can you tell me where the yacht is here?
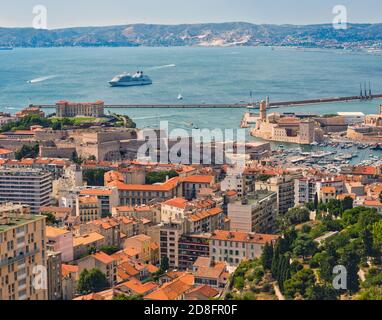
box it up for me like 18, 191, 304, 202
109, 71, 152, 87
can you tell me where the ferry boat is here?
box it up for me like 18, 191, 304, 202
109, 71, 152, 87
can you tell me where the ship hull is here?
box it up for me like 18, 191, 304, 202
109, 80, 152, 87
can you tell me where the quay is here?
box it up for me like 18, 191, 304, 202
35, 94, 382, 110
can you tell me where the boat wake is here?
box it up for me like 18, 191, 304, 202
148, 64, 176, 71
27, 75, 58, 84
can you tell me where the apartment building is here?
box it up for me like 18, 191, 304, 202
79, 218, 121, 248
47, 251, 62, 300
181, 176, 215, 200
46, 226, 74, 263
186, 207, 225, 234
159, 222, 185, 269
294, 177, 318, 206
0, 204, 47, 300
0, 168, 52, 214
210, 230, 279, 266
221, 174, 246, 197
112, 204, 160, 224
178, 234, 211, 270
124, 234, 152, 264
228, 191, 278, 234
193, 257, 229, 289
79, 188, 119, 217
255, 175, 296, 215
108, 177, 181, 206
77, 252, 117, 287
73, 232, 105, 260
75, 196, 102, 223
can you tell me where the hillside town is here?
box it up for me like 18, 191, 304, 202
1, 100, 382, 301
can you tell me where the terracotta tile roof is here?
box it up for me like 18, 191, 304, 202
186, 285, 219, 300
194, 258, 226, 280
118, 261, 140, 278
88, 218, 119, 230
321, 186, 336, 194
108, 177, 180, 192
364, 200, 382, 207
80, 189, 113, 196
188, 207, 223, 222
73, 232, 104, 247
181, 176, 214, 184
118, 278, 157, 295
78, 196, 99, 204
210, 230, 279, 244
46, 226, 70, 238
163, 198, 188, 209
40, 206, 72, 215
352, 166, 378, 176
93, 252, 115, 265
0, 148, 13, 155
62, 264, 79, 278
226, 190, 238, 197
144, 273, 194, 300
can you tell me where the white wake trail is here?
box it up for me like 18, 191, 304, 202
147, 64, 176, 71
27, 75, 58, 84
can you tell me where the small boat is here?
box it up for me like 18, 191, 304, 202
178, 94, 183, 100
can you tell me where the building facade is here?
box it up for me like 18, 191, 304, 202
0, 205, 47, 300
0, 168, 52, 214
55, 100, 105, 118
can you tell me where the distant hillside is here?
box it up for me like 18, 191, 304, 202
1, 22, 382, 49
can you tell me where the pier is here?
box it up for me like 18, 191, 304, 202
35, 94, 382, 110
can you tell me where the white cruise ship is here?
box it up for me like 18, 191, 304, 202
109, 71, 152, 87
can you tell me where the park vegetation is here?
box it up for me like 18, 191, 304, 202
230, 199, 382, 300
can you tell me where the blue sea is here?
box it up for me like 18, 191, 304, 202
0, 46, 382, 135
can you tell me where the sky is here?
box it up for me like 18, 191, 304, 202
0, 0, 381, 29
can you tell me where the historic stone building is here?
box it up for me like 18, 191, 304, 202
55, 100, 105, 118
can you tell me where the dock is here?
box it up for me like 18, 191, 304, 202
35, 94, 382, 110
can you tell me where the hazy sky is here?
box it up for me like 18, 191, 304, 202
0, 0, 381, 29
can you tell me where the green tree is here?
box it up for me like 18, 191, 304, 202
15, 144, 39, 160
42, 212, 57, 225
305, 284, 338, 300
358, 286, 382, 300
77, 268, 109, 294
292, 235, 317, 261
83, 169, 108, 186
372, 220, 382, 249
271, 243, 281, 278
362, 228, 374, 257
261, 242, 273, 270
160, 256, 170, 273
339, 249, 360, 294
314, 193, 319, 211
146, 170, 179, 184
284, 268, 316, 299
284, 207, 310, 226
99, 246, 120, 255
342, 196, 354, 212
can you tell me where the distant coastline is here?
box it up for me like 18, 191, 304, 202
1, 22, 382, 49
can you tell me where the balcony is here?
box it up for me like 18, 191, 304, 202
0, 249, 39, 267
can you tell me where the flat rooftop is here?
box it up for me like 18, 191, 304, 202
0, 214, 45, 233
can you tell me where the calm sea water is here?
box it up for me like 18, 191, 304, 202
0, 46, 382, 135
